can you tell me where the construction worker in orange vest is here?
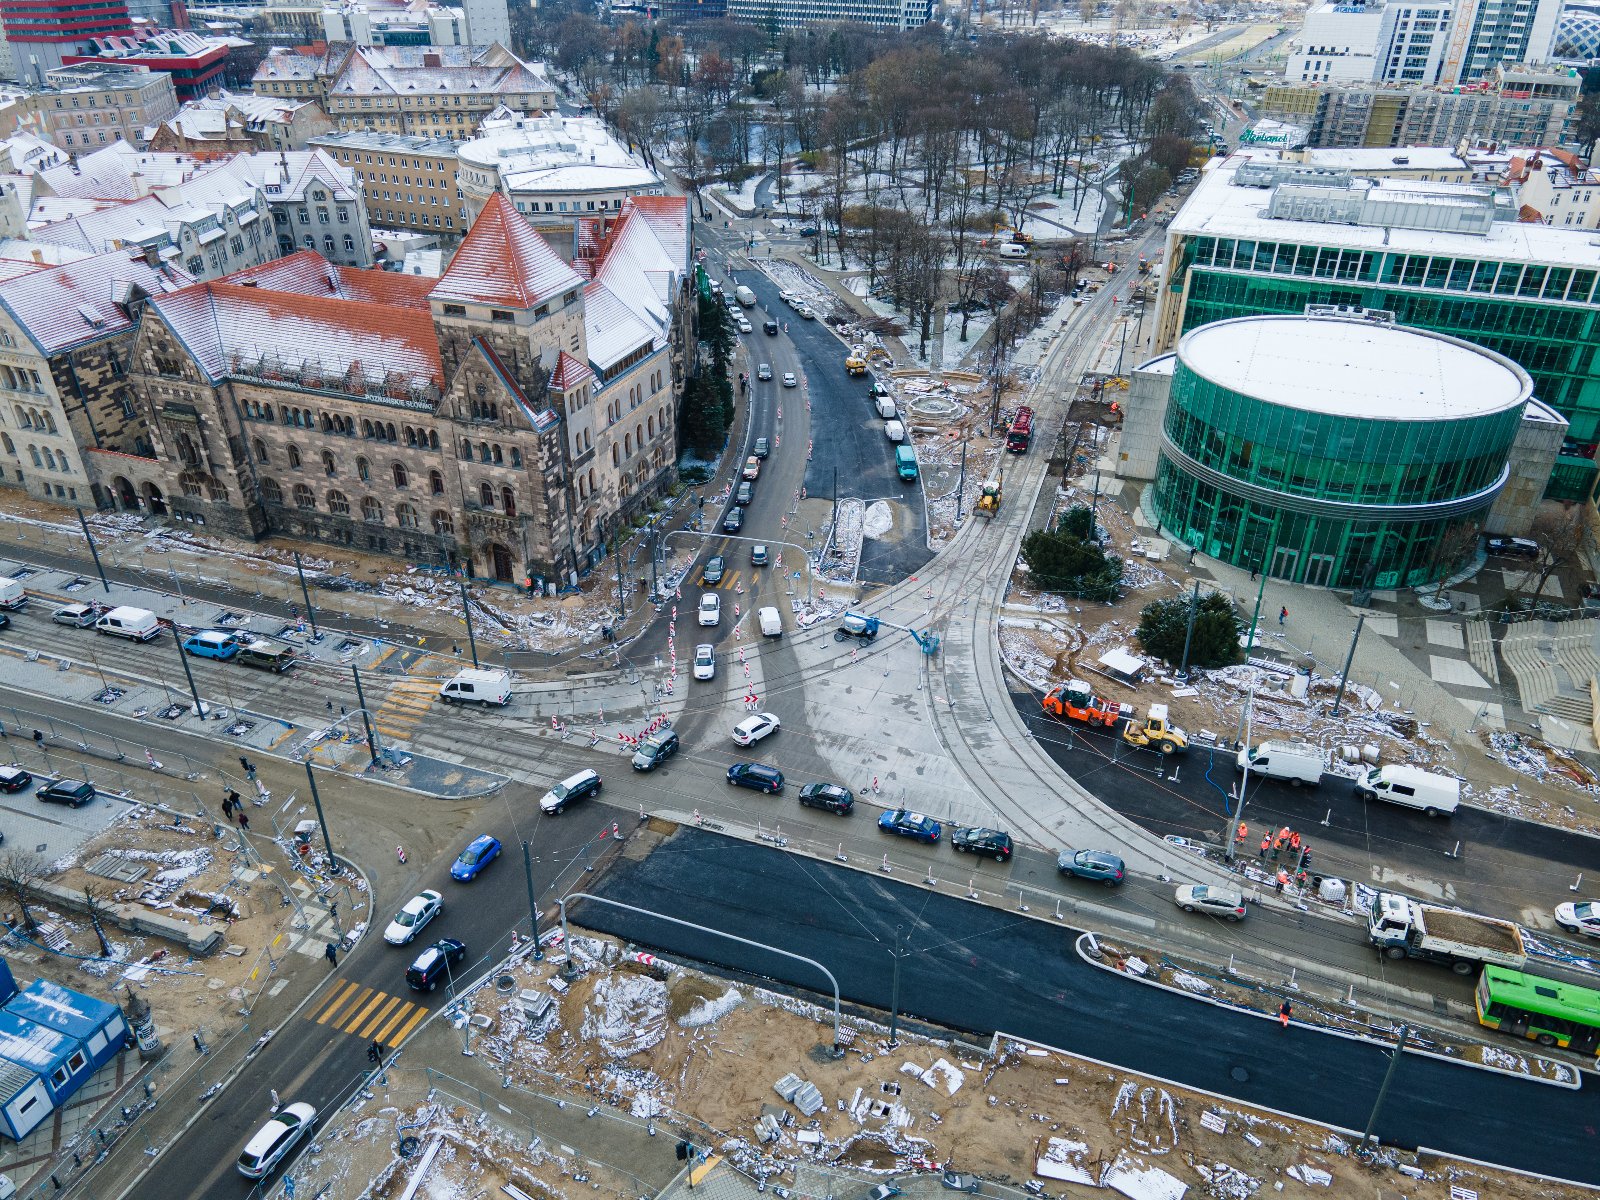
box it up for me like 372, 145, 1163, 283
1236, 822, 1249, 844
1258, 834, 1271, 861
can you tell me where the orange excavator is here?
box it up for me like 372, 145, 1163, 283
1041, 680, 1122, 729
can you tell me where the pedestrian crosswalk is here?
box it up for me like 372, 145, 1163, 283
306, 979, 430, 1048
374, 677, 436, 741
698, 570, 772, 593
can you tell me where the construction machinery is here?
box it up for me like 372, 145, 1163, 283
976, 479, 1002, 518
1042, 680, 1123, 728
845, 353, 867, 377
835, 611, 940, 655
1121, 703, 1188, 754
1005, 406, 1034, 453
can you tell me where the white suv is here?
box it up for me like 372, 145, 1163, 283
237, 1102, 317, 1179
698, 594, 721, 626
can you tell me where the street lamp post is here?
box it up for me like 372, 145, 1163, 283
887, 926, 910, 1048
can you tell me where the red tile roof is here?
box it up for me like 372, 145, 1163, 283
223, 252, 434, 309
548, 349, 593, 391
429, 192, 582, 310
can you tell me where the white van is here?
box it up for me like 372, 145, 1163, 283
874, 396, 898, 420
884, 419, 905, 442
0, 579, 24, 610
94, 606, 161, 642
997, 243, 1029, 258
1356, 764, 1459, 816
438, 668, 512, 707
1236, 740, 1323, 787
758, 606, 782, 637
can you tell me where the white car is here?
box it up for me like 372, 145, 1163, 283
1174, 884, 1247, 921
237, 1102, 317, 1179
693, 643, 716, 680
797, 304, 815, 320
782, 372, 797, 388
732, 712, 780, 746
738, 318, 753, 334
698, 593, 721, 627
1555, 900, 1600, 938
383, 888, 442, 945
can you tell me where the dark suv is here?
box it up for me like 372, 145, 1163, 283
797, 782, 853, 814
951, 826, 1013, 862
38, 779, 95, 807
406, 938, 466, 991
727, 763, 784, 793
1056, 848, 1125, 886
722, 507, 744, 533
631, 730, 680, 771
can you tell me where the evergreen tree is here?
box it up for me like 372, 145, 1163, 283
1136, 593, 1242, 668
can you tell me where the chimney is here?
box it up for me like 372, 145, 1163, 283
423, 51, 441, 68
142, 244, 160, 267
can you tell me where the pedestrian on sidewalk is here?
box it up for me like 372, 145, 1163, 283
240, 756, 256, 780
1278, 1000, 1292, 1028
237, 810, 250, 831
367, 1040, 382, 1064
1279, 606, 1288, 626
324, 942, 338, 967
269, 1089, 280, 1113
226, 788, 241, 812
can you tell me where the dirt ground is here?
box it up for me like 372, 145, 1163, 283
296, 933, 1589, 1200
7, 800, 361, 1050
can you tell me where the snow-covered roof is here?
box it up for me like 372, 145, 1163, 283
575, 194, 688, 375
1178, 316, 1530, 421
227, 249, 435, 308
1298, 146, 1471, 173
0, 1010, 69, 1070
253, 45, 350, 83
583, 281, 657, 372
1, 132, 67, 176
33, 141, 204, 200
429, 191, 582, 309
330, 44, 552, 99
8, 980, 118, 1038
0, 248, 190, 354
459, 112, 658, 197
548, 348, 593, 391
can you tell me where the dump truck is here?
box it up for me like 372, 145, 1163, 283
1367, 893, 1528, 975
975, 479, 1002, 518
1122, 703, 1188, 754
1042, 680, 1122, 728
845, 353, 867, 377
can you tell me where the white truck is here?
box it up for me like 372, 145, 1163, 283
1235, 739, 1323, 787
94, 605, 161, 642
1367, 892, 1527, 975
758, 606, 782, 637
1355, 764, 1459, 815
0, 579, 24, 609
438, 668, 512, 706
734, 285, 757, 308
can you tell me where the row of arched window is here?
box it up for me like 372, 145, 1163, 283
256, 479, 456, 535
13, 405, 56, 432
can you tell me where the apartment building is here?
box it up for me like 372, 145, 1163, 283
309, 129, 464, 235
16, 64, 176, 151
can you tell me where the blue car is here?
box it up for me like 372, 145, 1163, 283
877, 809, 941, 843
450, 834, 501, 881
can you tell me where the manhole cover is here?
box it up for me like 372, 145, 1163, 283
1229, 1066, 1249, 1083
398, 1135, 421, 1158
496, 974, 516, 993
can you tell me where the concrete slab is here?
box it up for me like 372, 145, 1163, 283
1502, 569, 1562, 598
1346, 610, 1398, 637
1428, 656, 1491, 688
1456, 698, 1504, 728
1424, 620, 1465, 650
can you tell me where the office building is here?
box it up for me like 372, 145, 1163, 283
1551, 1, 1600, 58
59, 29, 233, 99
0, 0, 133, 81
723, 0, 932, 32
147, 90, 336, 154
310, 128, 466, 235
15, 64, 177, 150
1258, 63, 1579, 148
1152, 154, 1600, 501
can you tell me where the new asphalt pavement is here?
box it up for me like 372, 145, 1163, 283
575, 825, 1600, 1185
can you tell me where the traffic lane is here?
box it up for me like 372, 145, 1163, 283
127, 801, 631, 1199
576, 827, 1600, 1183
1009, 691, 1595, 910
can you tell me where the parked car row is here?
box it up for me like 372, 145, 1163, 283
0, 764, 96, 808
37, 600, 299, 672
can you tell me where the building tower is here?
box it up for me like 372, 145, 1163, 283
462, 0, 511, 49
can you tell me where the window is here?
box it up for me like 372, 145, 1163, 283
356, 456, 370, 481
392, 462, 408, 488
261, 478, 283, 505
327, 489, 349, 515
343, 235, 355, 252
362, 496, 382, 522
322, 450, 336, 476
287, 445, 302, 469
480, 481, 494, 507
429, 469, 444, 495
501, 486, 515, 517
293, 483, 315, 508
432, 508, 456, 537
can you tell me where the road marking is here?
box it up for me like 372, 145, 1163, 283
314, 982, 363, 1025
341, 990, 387, 1031
689, 1155, 722, 1186
385, 1003, 430, 1047
372, 1000, 417, 1044
355, 995, 405, 1039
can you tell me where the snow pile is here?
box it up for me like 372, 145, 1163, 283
1286, 1165, 1332, 1187
1111, 1083, 1179, 1154
861, 501, 894, 540
1102, 1153, 1187, 1200
1035, 1136, 1095, 1185
1194, 1161, 1259, 1199
677, 987, 742, 1028
580, 973, 667, 1058
1171, 971, 1213, 996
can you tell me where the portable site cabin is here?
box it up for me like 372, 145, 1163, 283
0, 978, 127, 1140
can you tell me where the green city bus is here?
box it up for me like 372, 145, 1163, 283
1475, 967, 1600, 1053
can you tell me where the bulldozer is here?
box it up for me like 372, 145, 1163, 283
1042, 680, 1122, 729
975, 479, 1002, 518
1122, 703, 1188, 755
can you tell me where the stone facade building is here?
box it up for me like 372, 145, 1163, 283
116, 192, 688, 583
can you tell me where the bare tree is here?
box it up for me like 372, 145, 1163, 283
1529, 506, 1591, 600
81, 883, 112, 958
0, 851, 45, 935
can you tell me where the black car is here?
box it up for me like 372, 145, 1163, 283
1486, 536, 1539, 560
405, 938, 467, 991
0, 612, 9, 631
734, 481, 755, 507
722, 507, 744, 533
798, 225, 819, 237
797, 782, 853, 814
38, 779, 95, 807
753, 437, 770, 459
0, 765, 32, 793
762, 319, 779, 335
727, 762, 784, 794
631, 730, 680, 771
702, 555, 726, 585
951, 826, 1013, 862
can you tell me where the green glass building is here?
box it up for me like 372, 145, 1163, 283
1156, 160, 1600, 499
1152, 315, 1533, 590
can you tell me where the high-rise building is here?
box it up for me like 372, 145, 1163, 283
1152, 153, 1600, 501
723, 0, 932, 32
461, 0, 509, 48
1439, 0, 1564, 80
0, 0, 133, 81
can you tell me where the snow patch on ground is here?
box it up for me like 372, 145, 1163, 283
1287, 1164, 1333, 1186
861, 500, 894, 539
678, 987, 742, 1028
580, 973, 667, 1058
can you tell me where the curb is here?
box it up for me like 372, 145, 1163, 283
1071, 932, 1583, 1090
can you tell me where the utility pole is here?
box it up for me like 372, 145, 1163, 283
170, 626, 206, 719
292, 551, 319, 639
955, 436, 968, 521
612, 537, 625, 624
350, 665, 377, 765
521, 840, 544, 962
1330, 615, 1365, 717
831, 466, 839, 547
887, 926, 909, 1048
76, 509, 109, 594
1177, 580, 1200, 681
1224, 674, 1259, 862
457, 579, 480, 669
302, 760, 340, 874
1361, 1025, 1411, 1152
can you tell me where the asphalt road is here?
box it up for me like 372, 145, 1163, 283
1007, 688, 1600, 922
577, 826, 1600, 1185
121, 799, 631, 1200
729, 265, 934, 586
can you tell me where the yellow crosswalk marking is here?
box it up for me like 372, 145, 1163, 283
343, 991, 387, 1031
356, 995, 405, 1040
315, 983, 363, 1025
690, 1155, 722, 1186
385, 1003, 430, 1047
373, 1001, 417, 1045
